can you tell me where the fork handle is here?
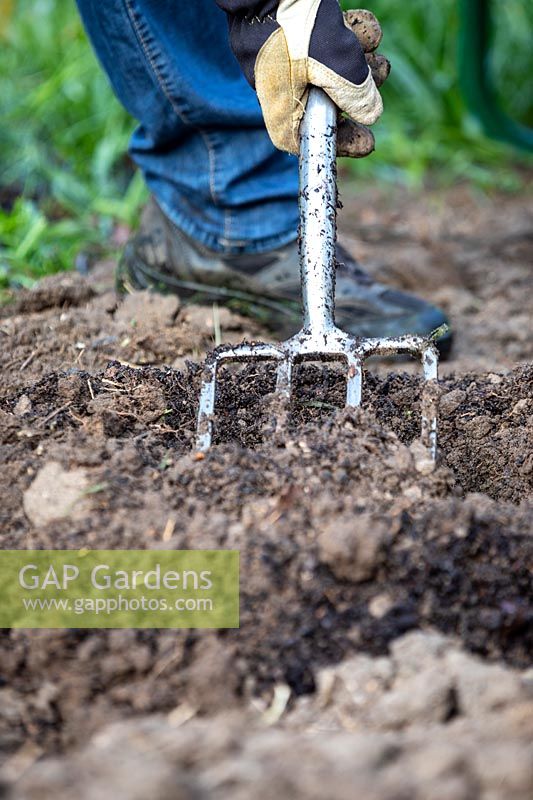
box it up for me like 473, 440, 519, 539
299, 88, 338, 334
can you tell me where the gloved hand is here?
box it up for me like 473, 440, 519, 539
215, 1, 390, 158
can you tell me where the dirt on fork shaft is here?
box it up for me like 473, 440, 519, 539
0, 185, 532, 799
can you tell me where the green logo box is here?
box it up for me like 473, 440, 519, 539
0, 550, 239, 629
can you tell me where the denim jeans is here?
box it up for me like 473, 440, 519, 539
76, 0, 299, 254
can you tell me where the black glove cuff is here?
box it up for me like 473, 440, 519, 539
215, 0, 278, 18
216, 1, 280, 87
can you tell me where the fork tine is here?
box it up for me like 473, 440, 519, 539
273, 357, 294, 436
345, 352, 363, 408
196, 360, 217, 452
196, 342, 285, 451
276, 358, 293, 399
421, 343, 439, 460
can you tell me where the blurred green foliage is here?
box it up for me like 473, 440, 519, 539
0, 0, 532, 289
489, 0, 533, 123
0, 0, 147, 292
340, 0, 533, 184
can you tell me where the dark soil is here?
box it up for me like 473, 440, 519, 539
0, 185, 532, 799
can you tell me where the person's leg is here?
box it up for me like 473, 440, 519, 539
75, 0, 299, 254
76, 0, 451, 353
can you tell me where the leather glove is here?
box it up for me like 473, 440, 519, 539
215, 1, 390, 158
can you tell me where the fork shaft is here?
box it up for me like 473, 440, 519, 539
299, 89, 338, 335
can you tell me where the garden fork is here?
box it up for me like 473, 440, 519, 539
196, 88, 439, 458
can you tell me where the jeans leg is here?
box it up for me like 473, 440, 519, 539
76, 0, 299, 253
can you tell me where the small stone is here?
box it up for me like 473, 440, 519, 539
13, 395, 32, 417
439, 389, 466, 416
368, 593, 394, 619
512, 398, 529, 415
23, 461, 89, 527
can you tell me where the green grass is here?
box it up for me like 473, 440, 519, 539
0, 0, 532, 290
0, 0, 146, 293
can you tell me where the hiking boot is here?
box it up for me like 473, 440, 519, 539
117, 198, 452, 356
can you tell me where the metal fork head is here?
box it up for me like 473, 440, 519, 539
195, 332, 439, 458
195, 89, 439, 460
